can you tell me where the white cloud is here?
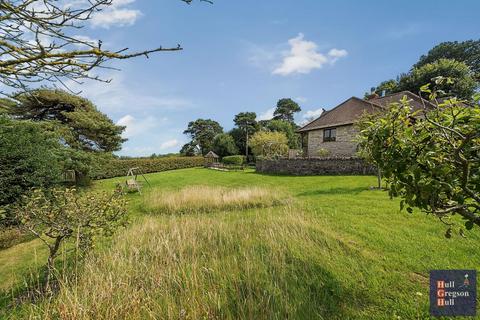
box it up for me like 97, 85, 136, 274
299, 108, 325, 126
295, 96, 308, 103
272, 33, 347, 76
160, 139, 180, 150
257, 107, 275, 121
117, 114, 161, 138
91, 0, 142, 28
328, 48, 348, 63
66, 72, 192, 113
303, 108, 324, 120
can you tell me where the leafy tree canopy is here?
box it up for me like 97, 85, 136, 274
180, 142, 200, 157
0, 116, 62, 213
234, 112, 258, 133
11, 89, 126, 152
414, 40, 480, 80
357, 85, 480, 235
212, 133, 238, 158
273, 98, 301, 123
183, 119, 223, 155
398, 59, 477, 99
249, 131, 289, 159
262, 119, 300, 149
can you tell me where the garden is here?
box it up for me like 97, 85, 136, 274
1, 168, 479, 319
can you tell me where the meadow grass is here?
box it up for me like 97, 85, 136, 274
144, 185, 285, 214
1, 168, 479, 319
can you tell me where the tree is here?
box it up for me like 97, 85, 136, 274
371, 79, 400, 96
397, 59, 477, 99
273, 98, 301, 123
14, 188, 127, 292
0, 116, 62, 216
180, 142, 200, 156
0, 0, 211, 94
249, 131, 289, 159
414, 40, 480, 80
357, 85, 480, 235
212, 133, 238, 158
183, 119, 223, 155
233, 112, 257, 157
262, 119, 300, 149
11, 89, 126, 152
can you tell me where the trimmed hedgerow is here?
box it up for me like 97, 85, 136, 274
222, 155, 245, 166
90, 157, 204, 180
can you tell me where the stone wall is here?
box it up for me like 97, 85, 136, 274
307, 125, 358, 157
256, 158, 376, 176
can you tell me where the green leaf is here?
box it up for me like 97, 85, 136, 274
406, 207, 413, 214
465, 220, 474, 230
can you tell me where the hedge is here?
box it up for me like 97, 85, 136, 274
222, 155, 245, 165
90, 156, 204, 180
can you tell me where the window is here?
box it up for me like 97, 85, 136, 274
323, 128, 336, 142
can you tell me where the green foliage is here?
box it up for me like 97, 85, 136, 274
371, 79, 399, 96
212, 133, 238, 158
222, 155, 245, 165
249, 131, 289, 159
90, 157, 204, 180
357, 91, 480, 233
262, 119, 301, 149
372, 40, 480, 100
14, 188, 128, 290
273, 98, 301, 123
233, 112, 258, 157
180, 141, 200, 156
398, 59, 477, 99
183, 119, 223, 155
0, 227, 34, 250
414, 40, 480, 80
0, 117, 62, 216
11, 89, 126, 152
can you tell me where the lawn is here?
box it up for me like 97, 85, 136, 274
1, 168, 479, 319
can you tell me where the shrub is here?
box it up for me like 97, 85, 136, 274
0, 227, 34, 250
249, 131, 289, 159
89, 156, 204, 180
357, 83, 480, 234
0, 117, 62, 224
222, 155, 245, 165
14, 188, 128, 291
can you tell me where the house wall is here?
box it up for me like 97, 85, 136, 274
306, 124, 358, 157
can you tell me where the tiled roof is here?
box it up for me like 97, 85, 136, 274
297, 91, 432, 133
297, 97, 383, 132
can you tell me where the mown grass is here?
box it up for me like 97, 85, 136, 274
1, 168, 479, 319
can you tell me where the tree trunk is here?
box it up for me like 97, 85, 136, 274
45, 236, 63, 293
245, 130, 249, 159
377, 167, 382, 189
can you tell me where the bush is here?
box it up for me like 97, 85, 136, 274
249, 131, 289, 159
90, 156, 204, 180
222, 155, 245, 165
0, 117, 62, 224
0, 227, 34, 250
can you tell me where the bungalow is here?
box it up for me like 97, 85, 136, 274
297, 91, 433, 158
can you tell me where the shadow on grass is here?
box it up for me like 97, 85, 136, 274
297, 187, 368, 197
221, 246, 372, 319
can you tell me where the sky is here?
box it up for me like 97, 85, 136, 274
66, 0, 480, 156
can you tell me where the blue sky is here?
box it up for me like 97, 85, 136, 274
71, 0, 480, 156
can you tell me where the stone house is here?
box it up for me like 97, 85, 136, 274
297, 91, 433, 158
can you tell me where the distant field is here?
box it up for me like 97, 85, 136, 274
1, 168, 479, 319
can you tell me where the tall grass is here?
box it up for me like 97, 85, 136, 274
144, 185, 284, 214
25, 205, 365, 319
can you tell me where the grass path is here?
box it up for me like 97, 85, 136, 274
1, 168, 479, 319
